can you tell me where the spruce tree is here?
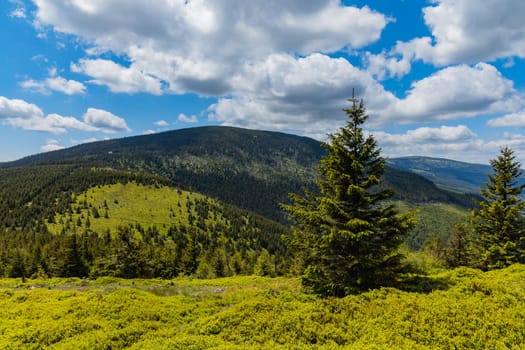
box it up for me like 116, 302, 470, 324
470, 146, 525, 269
60, 234, 87, 277
283, 98, 415, 296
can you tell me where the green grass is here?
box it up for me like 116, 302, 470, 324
1, 265, 524, 349
48, 182, 227, 235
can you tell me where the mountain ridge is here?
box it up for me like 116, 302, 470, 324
0, 126, 480, 221
386, 155, 525, 195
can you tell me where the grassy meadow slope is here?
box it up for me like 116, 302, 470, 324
47, 182, 229, 236
47, 181, 469, 253
0, 265, 523, 349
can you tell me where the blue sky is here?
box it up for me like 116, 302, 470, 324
1, 0, 525, 164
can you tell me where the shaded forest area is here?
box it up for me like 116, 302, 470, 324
0, 165, 289, 280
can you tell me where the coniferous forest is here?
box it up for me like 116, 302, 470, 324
0, 101, 524, 348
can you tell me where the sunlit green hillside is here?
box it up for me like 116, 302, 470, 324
47, 182, 227, 236
0, 181, 290, 280
1, 265, 524, 349
47, 183, 468, 250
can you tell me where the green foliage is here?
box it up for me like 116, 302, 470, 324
398, 201, 468, 250
0, 182, 290, 279
3, 127, 326, 223
283, 100, 416, 296
0, 266, 524, 349
2, 126, 479, 224
443, 223, 479, 268
0, 164, 170, 232
470, 146, 525, 269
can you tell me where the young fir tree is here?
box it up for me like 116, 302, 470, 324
443, 223, 478, 268
470, 146, 525, 269
283, 98, 415, 297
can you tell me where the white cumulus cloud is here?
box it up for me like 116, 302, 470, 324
33, 0, 389, 96
21, 75, 86, 95
178, 113, 198, 123
82, 108, 131, 133
208, 53, 396, 136
487, 111, 525, 128
71, 59, 163, 95
377, 63, 521, 125
41, 139, 64, 152
390, 0, 525, 66
0, 96, 130, 134
0, 96, 44, 120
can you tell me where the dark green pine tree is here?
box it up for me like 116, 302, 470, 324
283, 98, 416, 297
60, 234, 88, 277
470, 146, 525, 269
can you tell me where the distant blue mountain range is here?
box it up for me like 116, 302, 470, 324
388, 156, 525, 195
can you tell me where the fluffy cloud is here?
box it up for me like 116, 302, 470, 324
209, 56, 522, 133
364, 51, 412, 80
0, 96, 72, 133
21, 75, 86, 95
82, 108, 131, 133
34, 1, 388, 54
41, 139, 64, 152
44, 76, 86, 95
71, 59, 162, 95
377, 63, 521, 125
33, 0, 389, 96
391, 0, 525, 66
373, 125, 488, 163
365, 0, 525, 78
487, 111, 525, 128
154, 120, 169, 127
0, 96, 129, 134
376, 125, 477, 146
0, 96, 44, 120
178, 113, 198, 123
209, 53, 396, 136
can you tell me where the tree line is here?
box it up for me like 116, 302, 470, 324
283, 98, 525, 296
1, 98, 524, 297
1, 216, 289, 281
0, 166, 291, 281
435, 146, 525, 269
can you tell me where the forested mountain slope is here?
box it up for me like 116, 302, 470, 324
1, 126, 478, 222
0, 166, 290, 279
0, 126, 484, 278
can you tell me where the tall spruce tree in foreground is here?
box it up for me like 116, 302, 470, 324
283, 98, 415, 297
470, 146, 525, 269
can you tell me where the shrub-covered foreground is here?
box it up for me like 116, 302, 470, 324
0, 265, 524, 349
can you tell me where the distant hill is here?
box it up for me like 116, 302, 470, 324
0, 126, 478, 222
1, 126, 324, 222
387, 156, 525, 195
